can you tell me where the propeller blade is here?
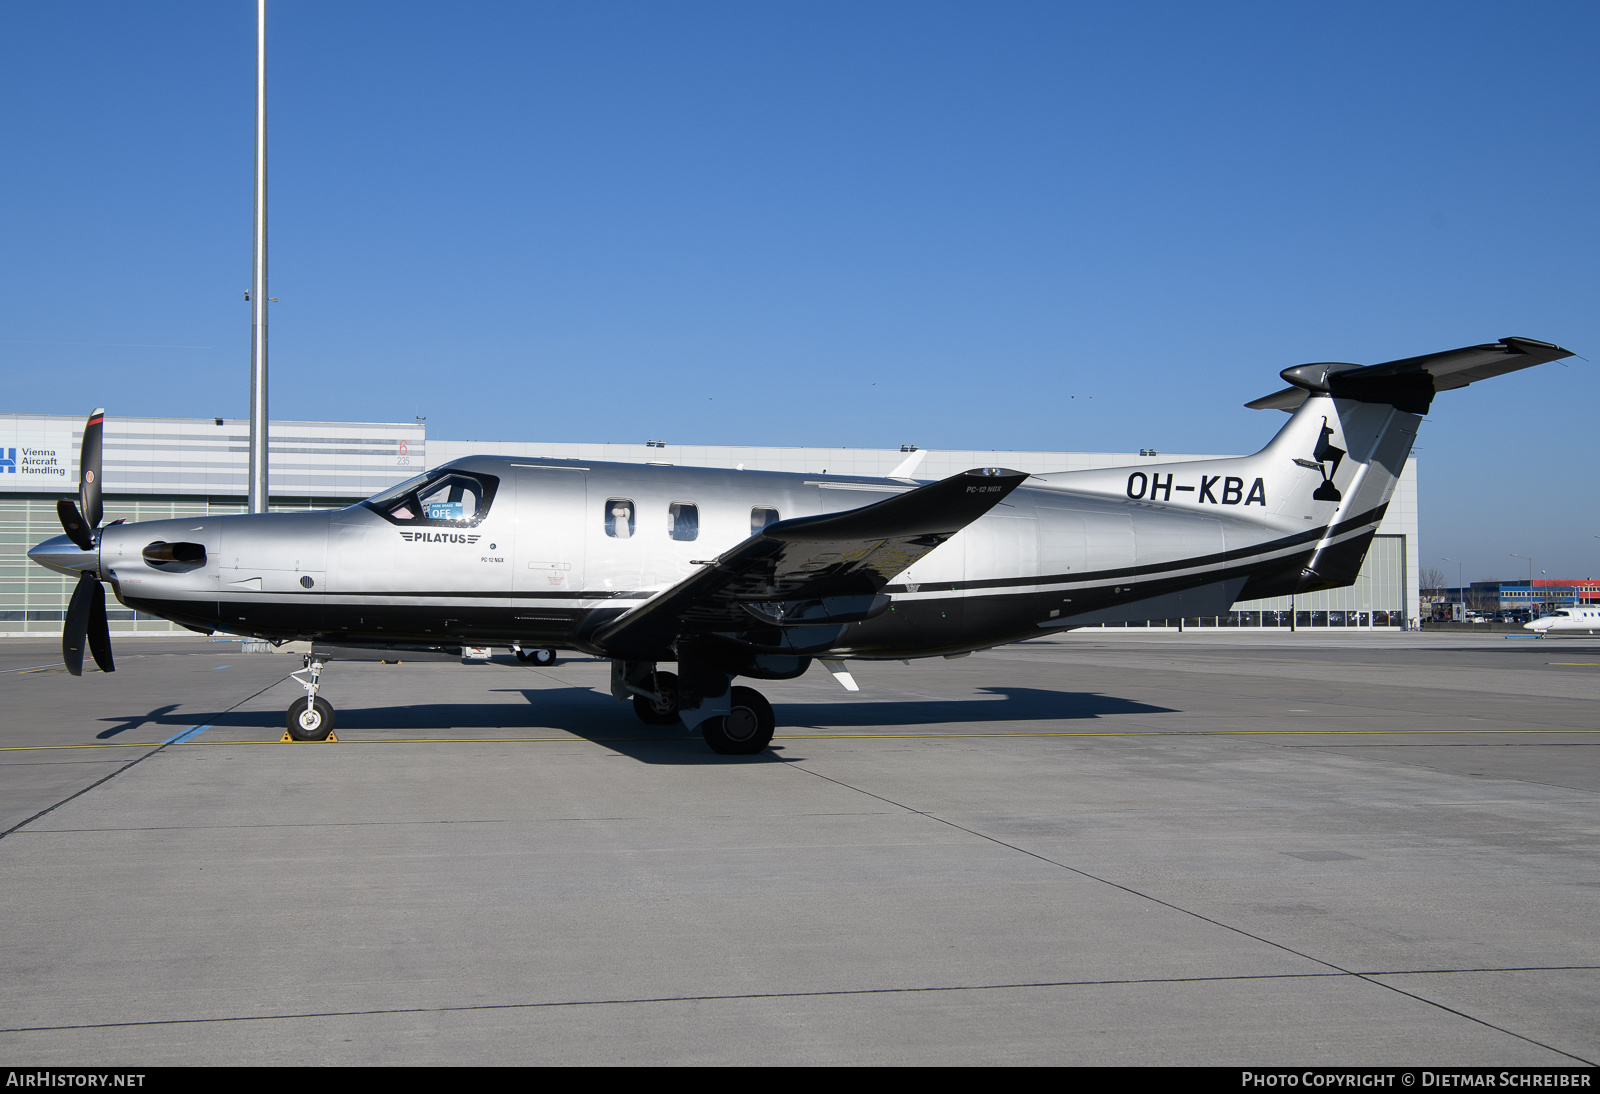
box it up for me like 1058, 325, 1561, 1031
63, 572, 96, 677
85, 578, 114, 674
56, 498, 95, 552
80, 408, 105, 529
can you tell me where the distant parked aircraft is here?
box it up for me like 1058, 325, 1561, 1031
1525, 606, 1600, 636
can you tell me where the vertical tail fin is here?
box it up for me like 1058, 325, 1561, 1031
1241, 336, 1573, 588
1031, 389, 1417, 548
1032, 337, 1571, 598
1278, 396, 1418, 590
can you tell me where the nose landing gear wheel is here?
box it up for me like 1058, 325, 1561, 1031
632, 670, 680, 725
701, 686, 774, 755
285, 696, 335, 741
515, 647, 558, 665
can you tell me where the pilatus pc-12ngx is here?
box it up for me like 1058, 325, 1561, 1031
29, 337, 1572, 752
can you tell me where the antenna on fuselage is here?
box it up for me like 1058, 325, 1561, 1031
247, 0, 270, 514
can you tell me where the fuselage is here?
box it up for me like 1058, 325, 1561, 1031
53, 448, 1382, 661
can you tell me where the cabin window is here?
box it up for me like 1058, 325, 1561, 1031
668, 502, 699, 542
365, 469, 499, 527
605, 499, 635, 539
751, 506, 780, 535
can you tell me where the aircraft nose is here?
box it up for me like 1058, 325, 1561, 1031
28, 534, 100, 578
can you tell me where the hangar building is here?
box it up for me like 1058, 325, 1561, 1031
1, 412, 1420, 637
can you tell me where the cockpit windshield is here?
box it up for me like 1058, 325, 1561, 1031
363, 469, 499, 527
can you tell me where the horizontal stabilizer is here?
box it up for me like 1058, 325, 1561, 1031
1246, 337, 1574, 413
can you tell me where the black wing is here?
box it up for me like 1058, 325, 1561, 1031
592, 468, 1028, 660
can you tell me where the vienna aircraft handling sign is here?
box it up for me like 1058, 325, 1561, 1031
0, 431, 74, 489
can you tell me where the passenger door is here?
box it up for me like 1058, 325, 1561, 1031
514, 467, 587, 598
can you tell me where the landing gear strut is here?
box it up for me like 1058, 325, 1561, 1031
609, 659, 775, 754
612, 661, 680, 724
633, 671, 680, 725
285, 654, 335, 741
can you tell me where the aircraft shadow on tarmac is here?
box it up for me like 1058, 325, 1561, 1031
775, 687, 1175, 729
108, 685, 1175, 765
96, 704, 181, 739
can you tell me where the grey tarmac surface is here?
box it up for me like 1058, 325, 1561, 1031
0, 631, 1596, 1066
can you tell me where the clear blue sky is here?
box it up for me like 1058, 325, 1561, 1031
2, 2, 1595, 578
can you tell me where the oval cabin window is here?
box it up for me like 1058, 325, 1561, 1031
606, 499, 635, 539
668, 502, 699, 542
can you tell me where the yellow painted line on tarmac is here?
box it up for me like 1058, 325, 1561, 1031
3, 727, 1598, 753
0, 737, 593, 751
780, 728, 1600, 739
0, 741, 174, 751
780, 728, 1600, 741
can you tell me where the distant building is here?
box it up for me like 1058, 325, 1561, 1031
1, 412, 1422, 636
1470, 580, 1600, 611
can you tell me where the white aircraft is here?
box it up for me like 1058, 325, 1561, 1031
1525, 606, 1600, 636
28, 337, 1574, 752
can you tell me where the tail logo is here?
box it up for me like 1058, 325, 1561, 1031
1293, 418, 1346, 503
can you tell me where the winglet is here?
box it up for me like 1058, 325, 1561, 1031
887, 448, 928, 479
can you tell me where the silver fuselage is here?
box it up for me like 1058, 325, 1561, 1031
55, 394, 1403, 661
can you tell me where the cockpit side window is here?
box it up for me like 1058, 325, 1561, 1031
365, 470, 500, 527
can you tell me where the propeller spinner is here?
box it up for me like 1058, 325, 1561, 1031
31, 410, 116, 676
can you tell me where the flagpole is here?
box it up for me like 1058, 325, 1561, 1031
247, 0, 269, 514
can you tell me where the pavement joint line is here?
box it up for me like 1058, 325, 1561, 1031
0, 675, 293, 842
778, 758, 1598, 1066
2, 726, 1597, 753
7, 965, 1600, 1037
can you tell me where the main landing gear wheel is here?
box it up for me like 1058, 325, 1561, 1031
702, 686, 774, 755
285, 696, 335, 741
633, 671, 680, 725
515, 647, 557, 665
